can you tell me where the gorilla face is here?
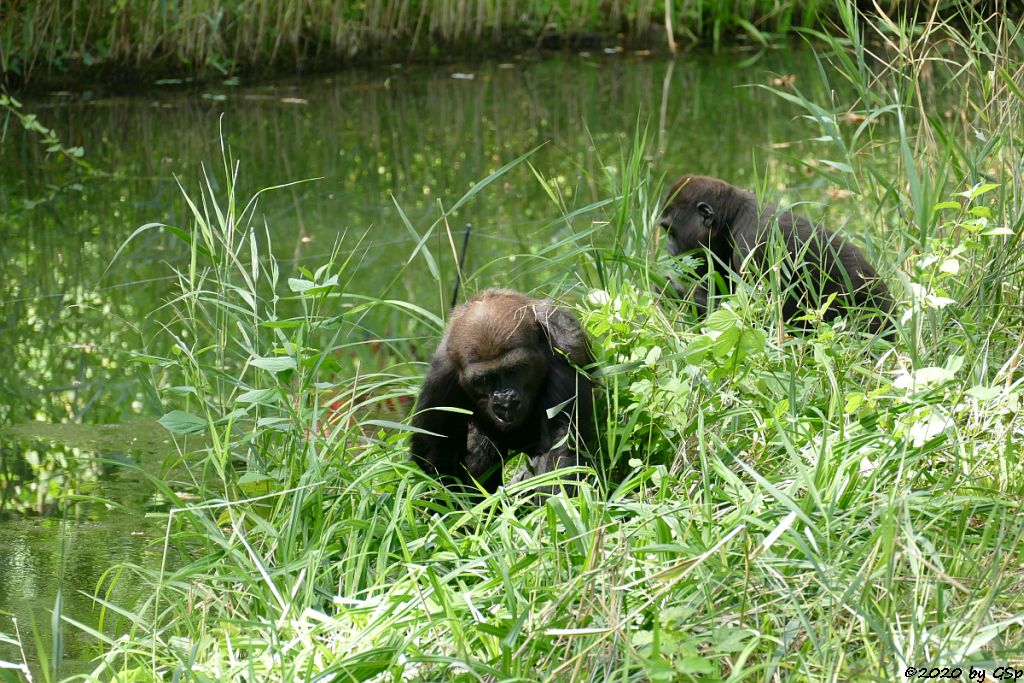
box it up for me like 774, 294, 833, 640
459, 346, 547, 429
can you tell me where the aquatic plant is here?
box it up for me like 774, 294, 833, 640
5, 0, 833, 88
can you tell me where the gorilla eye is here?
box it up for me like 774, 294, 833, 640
504, 360, 526, 374
697, 202, 714, 220
467, 371, 492, 389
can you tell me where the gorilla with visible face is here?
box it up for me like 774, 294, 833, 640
410, 289, 594, 495
660, 175, 894, 335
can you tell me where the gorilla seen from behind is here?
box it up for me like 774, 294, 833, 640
660, 175, 894, 335
410, 289, 594, 495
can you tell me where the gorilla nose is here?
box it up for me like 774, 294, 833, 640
658, 214, 672, 229
492, 391, 520, 422
494, 389, 516, 406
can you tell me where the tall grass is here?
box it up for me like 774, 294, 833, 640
2, 0, 834, 88
55, 3, 1024, 681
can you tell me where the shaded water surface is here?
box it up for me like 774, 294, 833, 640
0, 50, 884, 674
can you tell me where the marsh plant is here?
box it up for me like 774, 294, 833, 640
4, 0, 835, 87
12, 4, 1023, 681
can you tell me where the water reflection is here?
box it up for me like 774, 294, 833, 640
0, 51, 853, 674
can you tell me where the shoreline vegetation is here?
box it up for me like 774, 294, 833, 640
3, 0, 1024, 680
0, 0, 1005, 92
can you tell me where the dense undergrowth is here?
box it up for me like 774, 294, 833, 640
6, 3, 1024, 681
0, 0, 908, 90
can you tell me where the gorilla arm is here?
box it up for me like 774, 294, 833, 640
513, 304, 596, 491
409, 341, 474, 487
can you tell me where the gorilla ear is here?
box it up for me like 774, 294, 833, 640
534, 303, 593, 368
697, 202, 714, 226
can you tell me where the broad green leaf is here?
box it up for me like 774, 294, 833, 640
981, 226, 1014, 236
287, 278, 316, 292
711, 326, 741, 359
705, 308, 740, 332
738, 328, 767, 356
683, 336, 714, 364
236, 388, 279, 405
966, 385, 1001, 401
250, 356, 296, 373
158, 410, 207, 435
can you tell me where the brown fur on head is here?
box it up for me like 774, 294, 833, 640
446, 289, 541, 366
445, 289, 549, 429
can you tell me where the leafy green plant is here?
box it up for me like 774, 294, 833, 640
0, 93, 87, 166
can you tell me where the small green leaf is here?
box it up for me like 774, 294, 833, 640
236, 388, 279, 405
256, 417, 291, 429
259, 319, 303, 329
676, 656, 714, 674
895, 366, 955, 390
704, 308, 740, 332
250, 356, 296, 373
710, 627, 750, 653
970, 182, 1000, 198
918, 366, 956, 384
711, 326, 741, 359
946, 355, 964, 373
287, 278, 316, 292
237, 471, 274, 486
683, 336, 714, 364
738, 328, 767, 356
128, 353, 173, 367
773, 398, 790, 418
819, 159, 854, 173
158, 410, 208, 435
545, 396, 575, 419
215, 408, 249, 425
237, 471, 275, 495
966, 385, 1001, 401
957, 183, 997, 199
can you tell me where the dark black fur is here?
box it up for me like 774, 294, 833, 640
660, 175, 894, 335
410, 289, 594, 495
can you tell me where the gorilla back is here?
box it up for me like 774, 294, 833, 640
659, 175, 894, 336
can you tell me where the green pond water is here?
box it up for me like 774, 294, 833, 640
0, 49, 900, 676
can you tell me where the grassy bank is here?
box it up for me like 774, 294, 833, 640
8, 3, 1024, 681
4, 0, 834, 90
